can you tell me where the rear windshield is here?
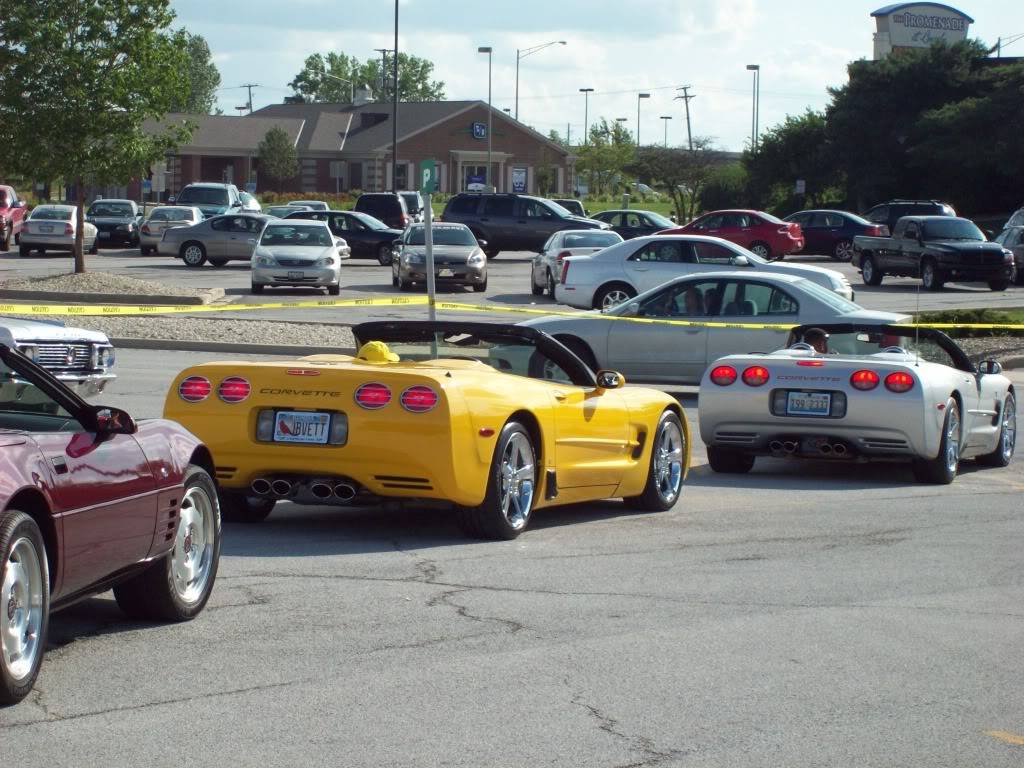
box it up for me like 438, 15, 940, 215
149, 208, 194, 222
400, 193, 422, 211
260, 224, 333, 247
178, 187, 229, 206
563, 232, 621, 248
405, 226, 476, 246
88, 202, 133, 216
31, 207, 73, 221
922, 219, 984, 241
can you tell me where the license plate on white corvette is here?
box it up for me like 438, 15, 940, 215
786, 391, 831, 417
273, 411, 330, 444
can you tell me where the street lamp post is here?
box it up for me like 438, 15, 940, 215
579, 87, 594, 145
746, 64, 760, 151
515, 40, 567, 121
478, 47, 493, 192
320, 70, 353, 102
636, 92, 650, 146
660, 115, 673, 147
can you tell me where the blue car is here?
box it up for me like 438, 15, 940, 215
784, 209, 885, 262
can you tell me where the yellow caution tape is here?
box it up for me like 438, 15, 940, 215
0, 295, 1021, 332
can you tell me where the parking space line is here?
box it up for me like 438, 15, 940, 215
986, 730, 1024, 746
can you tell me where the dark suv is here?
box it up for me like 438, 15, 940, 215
441, 193, 609, 258
863, 199, 956, 235
354, 192, 410, 230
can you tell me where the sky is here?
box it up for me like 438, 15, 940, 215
170, 0, 1022, 152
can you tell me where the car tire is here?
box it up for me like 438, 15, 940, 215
209, 258, 228, 267
113, 465, 221, 621
623, 410, 686, 511
18, 244, 30, 257
912, 398, 960, 484
706, 445, 755, 474
327, 284, 340, 296
392, 272, 399, 287
531, 278, 544, 296
0, 510, 49, 706
377, 244, 393, 266
593, 283, 636, 310
749, 241, 773, 260
832, 239, 854, 262
472, 278, 487, 293
140, 245, 151, 256
484, 248, 500, 259
1015, 268, 1024, 287
976, 393, 1016, 468
988, 279, 1010, 292
457, 421, 536, 540
921, 259, 944, 291
861, 254, 883, 286
251, 283, 264, 294
0, 231, 10, 251
546, 271, 557, 297
220, 490, 276, 524
398, 275, 413, 292
180, 242, 207, 267
89, 239, 99, 255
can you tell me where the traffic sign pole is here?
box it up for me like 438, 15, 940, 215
419, 160, 439, 323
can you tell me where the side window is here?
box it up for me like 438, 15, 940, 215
693, 242, 737, 265
717, 282, 797, 317
483, 197, 516, 216
627, 241, 686, 263
809, 213, 829, 227
823, 213, 845, 227
639, 279, 719, 317
625, 212, 643, 228
697, 214, 724, 230
867, 206, 888, 224
447, 196, 479, 215
904, 222, 919, 239
540, 233, 556, 252
765, 287, 798, 315
210, 217, 230, 231
790, 213, 811, 227
522, 199, 553, 218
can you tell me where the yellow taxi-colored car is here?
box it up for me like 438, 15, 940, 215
163, 321, 690, 539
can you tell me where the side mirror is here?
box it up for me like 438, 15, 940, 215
595, 370, 626, 390
978, 359, 1003, 375
477, 238, 488, 248
731, 255, 749, 266
90, 406, 137, 435
13, 200, 25, 209
167, 195, 176, 204
584, 209, 591, 216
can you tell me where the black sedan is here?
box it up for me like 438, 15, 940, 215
783, 209, 884, 262
589, 209, 676, 239
285, 209, 403, 265
85, 198, 143, 247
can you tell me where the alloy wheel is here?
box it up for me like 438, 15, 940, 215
1002, 394, 1017, 462
498, 432, 535, 531
653, 418, 685, 505
1, 537, 44, 682
171, 484, 217, 604
945, 404, 961, 475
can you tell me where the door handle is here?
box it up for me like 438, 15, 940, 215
632, 267, 649, 272
553, 391, 567, 401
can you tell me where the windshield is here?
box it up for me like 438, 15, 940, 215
563, 232, 621, 249
546, 201, 571, 216
260, 224, 333, 247
399, 193, 421, 210
149, 208, 194, 222
30, 207, 73, 221
350, 212, 388, 230
922, 219, 984, 241
796, 328, 961, 369
405, 226, 477, 247
178, 188, 229, 206
793, 278, 860, 313
645, 211, 675, 228
88, 202, 133, 217
290, 201, 328, 211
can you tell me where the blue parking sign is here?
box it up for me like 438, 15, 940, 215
472, 122, 487, 140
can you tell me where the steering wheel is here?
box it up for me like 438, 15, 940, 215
880, 346, 908, 354
788, 342, 814, 351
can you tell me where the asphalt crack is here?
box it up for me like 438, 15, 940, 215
426, 588, 528, 634
570, 691, 689, 767
206, 583, 271, 612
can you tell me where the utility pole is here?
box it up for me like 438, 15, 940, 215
240, 84, 260, 113
391, 0, 399, 192
374, 48, 390, 95
674, 85, 695, 151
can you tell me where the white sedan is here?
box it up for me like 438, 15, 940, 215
18, 205, 98, 256
555, 233, 853, 310
531, 229, 623, 297
250, 220, 350, 295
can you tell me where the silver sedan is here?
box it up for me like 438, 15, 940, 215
157, 213, 272, 266
392, 223, 487, 292
522, 271, 908, 384
251, 221, 350, 295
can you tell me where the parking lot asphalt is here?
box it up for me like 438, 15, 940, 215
1, 348, 1020, 767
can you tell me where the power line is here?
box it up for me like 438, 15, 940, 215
238, 83, 261, 113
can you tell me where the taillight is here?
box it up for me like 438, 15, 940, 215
741, 365, 770, 387
217, 376, 251, 403
400, 385, 438, 413
64, 224, 74, 236
399, 214, 409, 228
354, 382, 391, 409
866, 225, 884, 237
560, 260, 570, 283
556, 250, 572, 264
850, 370, 880, 391
178, 375, 212, 402
141, 224, 151, 235
709, 365, 737, 386
884, 371, 915, 393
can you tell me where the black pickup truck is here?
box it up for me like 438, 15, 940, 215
852, 216, 1015, 291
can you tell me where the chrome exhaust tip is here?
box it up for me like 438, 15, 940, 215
310, 482, 333, 499
769, 440, 784, 452
270, 479, 292, 497
250, 478, 271, 496
783, 441, 798, 453
833, 443, 848, 456
333, 483, 357, 502
820, 443, 833, 455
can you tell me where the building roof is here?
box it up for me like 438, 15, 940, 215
145, 114, 306, 152
871, 3, 974, 23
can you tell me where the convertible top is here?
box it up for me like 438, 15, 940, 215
790, 323, 973, 371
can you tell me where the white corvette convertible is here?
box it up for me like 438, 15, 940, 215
698, 323, 1016, 484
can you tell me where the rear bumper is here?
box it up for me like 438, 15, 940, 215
702, 419, 929, 459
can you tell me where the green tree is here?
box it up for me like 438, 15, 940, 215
257, 127, 299, 192
700, 163, 750, 213
576, 118, 635, 196
625, 138, 721, 222
289, 51, 445, 103
0, 0, 192, 273
169, 32, 222, 114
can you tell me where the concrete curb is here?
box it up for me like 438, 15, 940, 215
0, 288, 226, 306
111, 337, 356, 356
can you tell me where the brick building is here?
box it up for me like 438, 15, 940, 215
140, 101, 573, 199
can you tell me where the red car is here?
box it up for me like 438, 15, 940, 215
0, 185, 28, 252
0, 344, 221, 705
661, 209, 804, 261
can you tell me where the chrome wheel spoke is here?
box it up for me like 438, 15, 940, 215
2, 538, 43, 681
172, 486, 215, 603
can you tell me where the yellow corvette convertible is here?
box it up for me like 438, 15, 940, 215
163, 321, 689, 539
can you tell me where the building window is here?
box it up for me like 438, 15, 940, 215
394, 163, 408, 190
463, 164, 487, 191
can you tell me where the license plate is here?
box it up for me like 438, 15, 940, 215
39, 224, 53, 233
438, 268, 454, 277
273, 411, 330, 444
287, 270, 304, 279
786, 391, 831, 417
99, 231, 110, 238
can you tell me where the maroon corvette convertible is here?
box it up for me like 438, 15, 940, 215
0, 343, 221, 705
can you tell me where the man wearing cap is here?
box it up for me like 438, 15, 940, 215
803, 327, 829, 355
